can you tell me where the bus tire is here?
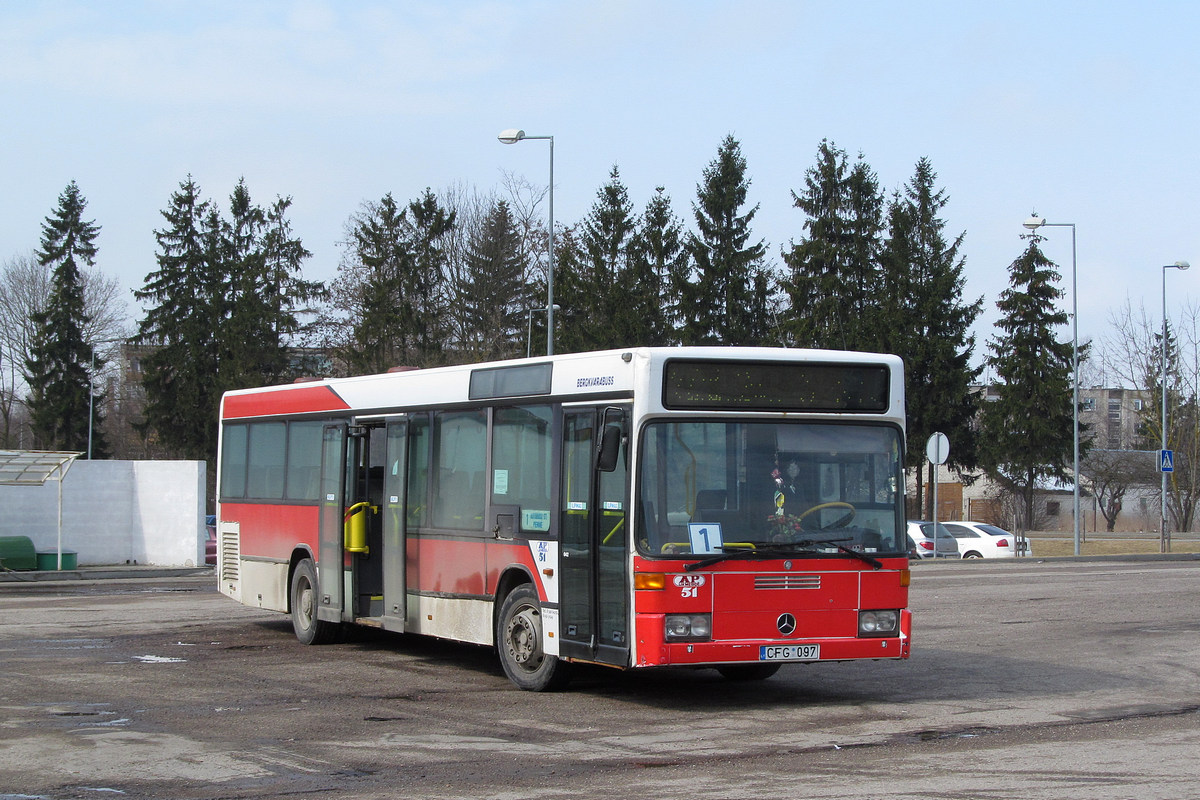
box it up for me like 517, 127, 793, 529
716, 663, 781, 681
496, 584, 570, 692
290, 558, 339, 646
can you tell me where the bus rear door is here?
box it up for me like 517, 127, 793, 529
379, 419, 408, 632
316, 422, 347, 624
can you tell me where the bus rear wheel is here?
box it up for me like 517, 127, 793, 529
496, 584, 570, 691
290, 558, 339, 645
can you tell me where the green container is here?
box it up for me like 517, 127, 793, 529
0, 536, 38, 571
36, 550, 78, 571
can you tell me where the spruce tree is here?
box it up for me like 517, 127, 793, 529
457, 200, 532, 361
135, 176, 221, 462
259, 196, 323, 369
137, 177, 322, 461
879, 158, 983, 514
783, 141, 884, 351
979, 234, 1075, 531
629, 187, 686, 346
556, 166, 637, 352
332, 190, 453, 373
403, 189, 455, 365
25, 181, 107, 455
221, 179, 269, 387
221, 186, 323, 387
338, 193, 412, 375
679, 135, 773, 346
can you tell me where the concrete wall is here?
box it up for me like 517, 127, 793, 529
0, 460, 206, 566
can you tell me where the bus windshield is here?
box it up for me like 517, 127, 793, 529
637, 421, 904, 557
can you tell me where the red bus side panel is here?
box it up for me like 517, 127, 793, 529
222, 503, 319, 558
223, 385, 351, 419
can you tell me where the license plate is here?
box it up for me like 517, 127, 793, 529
759, 644, 819, 661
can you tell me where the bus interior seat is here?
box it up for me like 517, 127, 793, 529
695, 489, 727, 512
694, 508, 742, 534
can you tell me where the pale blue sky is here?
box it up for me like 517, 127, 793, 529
3, 1, 1198, 371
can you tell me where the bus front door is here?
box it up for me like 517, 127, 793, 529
316, 422, 348, 624
559, 407, 630, 667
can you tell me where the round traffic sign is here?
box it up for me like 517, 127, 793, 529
925, 432, 950, 465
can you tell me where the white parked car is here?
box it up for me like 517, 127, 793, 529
942, 521, 1032, 559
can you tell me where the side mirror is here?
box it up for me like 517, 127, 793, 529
597, 408, 625, 473
597, 425, 621, 472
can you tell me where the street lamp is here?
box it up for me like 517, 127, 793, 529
1023, 216, 1080, 556
87, 338, 123, 459
499, 128, 555, 355
1161, 260, 1190, 553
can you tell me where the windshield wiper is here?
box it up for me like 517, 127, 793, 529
774, 537, 884, 570
684, 545, 789, 572
684, 537, 882, 572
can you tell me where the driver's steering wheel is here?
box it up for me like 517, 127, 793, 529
796, 501, 857, 530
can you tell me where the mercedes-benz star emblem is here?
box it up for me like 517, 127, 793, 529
777, 613, 797, 635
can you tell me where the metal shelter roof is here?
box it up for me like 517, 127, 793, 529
0, 450, 81, 486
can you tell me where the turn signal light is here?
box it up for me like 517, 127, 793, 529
634, 573, 665, 590
899, 569, 911, 587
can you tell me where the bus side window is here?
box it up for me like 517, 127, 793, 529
284, 421, 324, 501
407, 414, 430, 529
220, 423, 248, 499
246, 422, 286, 499
430, 410, 487, 531
492, 406, 553, 533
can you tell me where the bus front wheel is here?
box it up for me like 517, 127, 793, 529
496, 584, 570, 691
290, 558, 339, 645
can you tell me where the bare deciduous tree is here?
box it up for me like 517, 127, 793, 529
1080, 449, 1158, 532
0, 251, 128, 447
1099, 299, 1200, 534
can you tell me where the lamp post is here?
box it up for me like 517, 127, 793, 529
1023, 216, 1080, 556
1161, 260, 1190, 553
87, 338, 122, 459
499, 129, 555, 355
87, 352, 96, 459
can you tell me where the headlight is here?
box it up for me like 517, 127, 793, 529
664, 613, 712, 642
858, 610, 899, 637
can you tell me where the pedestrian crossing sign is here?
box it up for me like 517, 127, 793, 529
1160, 449, 1174, 473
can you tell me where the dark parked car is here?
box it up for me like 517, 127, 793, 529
205, 514, 216, 566
906, 520, 960, 559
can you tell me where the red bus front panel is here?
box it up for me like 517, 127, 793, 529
633, 556, 910, 667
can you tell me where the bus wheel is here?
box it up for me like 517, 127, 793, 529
717, 663, 781, 681
290, 558, 339, 645
496, 584, 570, 691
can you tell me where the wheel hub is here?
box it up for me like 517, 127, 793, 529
506, 608, 541, 667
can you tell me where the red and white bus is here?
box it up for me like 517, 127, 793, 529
216, 347, 912, 690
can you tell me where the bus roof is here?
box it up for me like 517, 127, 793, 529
220, 346, 904, 421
